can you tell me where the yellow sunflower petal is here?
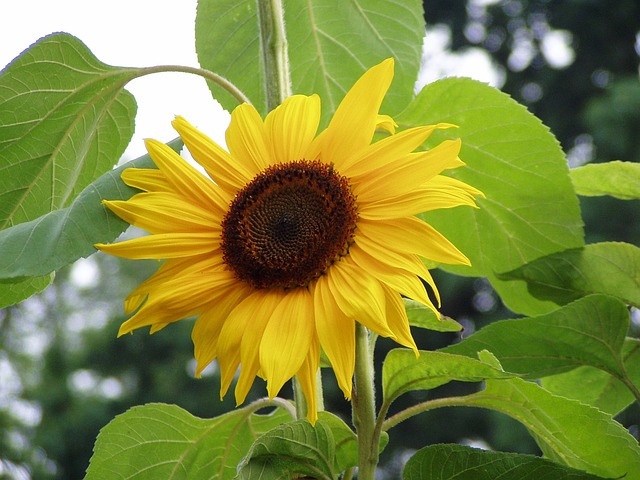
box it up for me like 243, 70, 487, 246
349, 244, 438, 314
235, 289, 287, 404
354, 231, 441, 306
358, 175, 482, 220
358, 217, 470, 266
124, 254, 224, 314
352, 139, 463, 201
144, 139, 228, 213
313, 275, 355, 399
96, 231, 219, 259
118, 267, 237, 335
103, 193, 221, 234
295, 335, 320, 424
376, 114, 397, 134
226, 103, 273, 171
382, 284, 418, 354
217, 291, 274, 398
192, 280, 253, 377
172, 115, 256, 194
260, 288, 315, 399
149, 322, 170, 334
121, 168, 172, 192
315, 58, 394, 168
265, 94, 321, 164
342, 123, 456, 176
326, 260, 395, 338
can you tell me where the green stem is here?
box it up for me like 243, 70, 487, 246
257, 0, 291, 109
382, 396, 478, 432
292, 376, 308, 420
353, 324, 379, 480
135, 65, 252, 105
246, 396, 297, 419
619, 370, 640, 407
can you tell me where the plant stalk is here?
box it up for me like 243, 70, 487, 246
353, 324, 380, 479
257, 0, 291, 109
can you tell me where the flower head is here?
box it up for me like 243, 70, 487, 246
96, 58, 482, 423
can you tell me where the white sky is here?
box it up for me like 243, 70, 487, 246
0, 0, 228, 160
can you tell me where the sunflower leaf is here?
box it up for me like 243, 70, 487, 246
405, 299, 462, 332
397, 78, 585, 316
382, 349, 514, 404
442, 294, 630, 380
0, 32, 136, 230
498, 242, 640, 308
0, 275, 54, 309
235, 411, 358, 480
85, 403, 292, 480
0, 138, 182, 290
570, 160, 640, 200
195, 0, 424, 125
461, 352, 640, 479
541, 338, 640, 416
403, 444, 613, 480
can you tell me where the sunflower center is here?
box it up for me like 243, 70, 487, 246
221, 160, 358, 289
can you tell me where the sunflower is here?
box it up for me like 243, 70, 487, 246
96, 58, 482, 423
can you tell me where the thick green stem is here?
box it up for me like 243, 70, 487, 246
257, 0, 291, 109
353, 324, 379, 480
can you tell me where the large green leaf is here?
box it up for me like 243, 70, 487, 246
442, 295, 630, 379
403, 444, 610, 480
85, 403, 292, 480
236, 412, 357, 480
396, 78, 584, 315
405, 299, 462, 332
382, 349, 514, 404
0, 32, 136, 229
571, 160, 640, 200
195, 0, 424, 123
499, 242, 640, 308
542, 338, 640, 416
459, 352, 640, 480
0, 139, 182, 285
285, 0, 424, 121
0, 275, 54, 309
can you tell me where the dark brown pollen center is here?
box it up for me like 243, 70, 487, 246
221, 160, 358, 289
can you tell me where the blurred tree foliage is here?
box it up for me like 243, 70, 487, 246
1, 1, 639, 478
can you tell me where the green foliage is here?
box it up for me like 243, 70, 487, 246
403, 444, 612, 480
405, 299, 462, 332
442, 294, 631, 379
382, 349, 514, 404
0, 32, 137, 303
0, 33, 136, 229
85, 403, 293, 480
571, 160, 640, 200
398, 77, 585, 315
460, 353, 640, 480
542, 338, 640, 416
196, 0, 424, 124
0, 274, 53, 309
236, 412, 358, 479
0, 138, 181, 282
501, 242, 640, 307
